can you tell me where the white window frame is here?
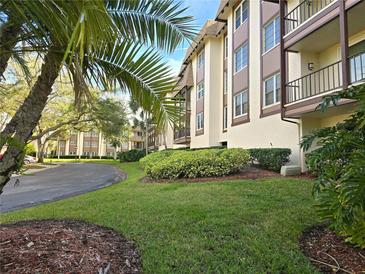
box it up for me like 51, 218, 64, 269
223, 71, 228, 94
198, 51, 204, 69
196, 112, 204, 130
223, 106, 228, 130
197, 82, 204, 99
234, 43, 248, 74
234, 90, 248, 118
263, 73, 281, 107
234, 1, 248, 31
263, 16, 280, 53
224, 36, 228, 59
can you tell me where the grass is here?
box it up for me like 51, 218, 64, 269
1, 161, 319, 273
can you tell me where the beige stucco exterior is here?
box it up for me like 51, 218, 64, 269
164, 0, 365, 170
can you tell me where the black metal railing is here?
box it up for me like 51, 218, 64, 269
350, 51, 365, 84
284, 0, 335, 34
286, 60, 342, 104
285, 50, 365, 104
174, 128, 190, 140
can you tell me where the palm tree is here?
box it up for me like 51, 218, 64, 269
0, 0, 195, 193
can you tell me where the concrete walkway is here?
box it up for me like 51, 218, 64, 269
0, 163, 126, 212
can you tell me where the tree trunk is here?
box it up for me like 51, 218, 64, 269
0, 20, 21, 81
0, 49, 62, 194
37, 141, 46, 164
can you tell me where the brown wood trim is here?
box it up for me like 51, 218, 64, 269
283, 1, 340, 49
260, 1, 281, 119
195, 47, 205, 134
339, 0, 349, 89
195, 129, 204, 136
231, 0, 250, 127
231, 114, 250, 126
260, 104, 281, 118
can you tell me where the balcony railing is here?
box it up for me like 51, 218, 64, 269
174, 128, 190, 140
284, 0, 335, 34
285, 51, 365, 104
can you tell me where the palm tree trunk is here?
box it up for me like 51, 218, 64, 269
0, 20, 21, 80
0, 49, 62, 194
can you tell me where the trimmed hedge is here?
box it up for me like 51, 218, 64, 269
119, 149, 146, 162
140, 148, 250, 180
249, 148, 291, 172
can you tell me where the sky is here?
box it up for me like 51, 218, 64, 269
165, 0, 221, 75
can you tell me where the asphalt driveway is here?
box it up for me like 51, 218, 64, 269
0, 163, 125, 212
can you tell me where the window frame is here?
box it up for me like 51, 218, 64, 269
224, 36, 228, 59
197, 81, 204, 99
223, 106, 228, 130
233, 90, 248, 118
223, 71, 228, 94
234, 43, 248, 74
196, 112, 204, 130
234, 1, 248, 31
197, 51, 204, 70
263, 73, 281, 107
263, 16, 280, 54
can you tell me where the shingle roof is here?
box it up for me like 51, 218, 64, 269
215, 0, 230, 20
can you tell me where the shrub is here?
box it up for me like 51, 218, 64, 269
249, 148, 291, 172
119, 149, 146, 162
141, 148, 250, 180
301, 84, 365, 248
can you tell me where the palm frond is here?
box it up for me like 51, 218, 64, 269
107, 0, 196, 52
86, 40, 180, 129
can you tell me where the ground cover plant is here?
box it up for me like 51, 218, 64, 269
0, 161, 318, 273
140, 148, 250, 179
301, 84, 365, 248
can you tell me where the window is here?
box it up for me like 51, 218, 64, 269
264, 73, 281, 106
264, 16, 280, 52
197, 82, 204, 99
223, 106, 228, 130
234, 43, 248, 73
224, 36, 228, 59
197, 112, 204, 130
223, 71, 228, 94
198, 51, 204, 69
235, 1, 248, 30
234, 90, 248, 117
84, 141, 90, 147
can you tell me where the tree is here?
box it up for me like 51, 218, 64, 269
301, 84, 365, 248
0, 0, 195, 193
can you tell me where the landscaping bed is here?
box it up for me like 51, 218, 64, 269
141, 166, 314, 183
0, 220, 141, 273
300, 225, 365, 274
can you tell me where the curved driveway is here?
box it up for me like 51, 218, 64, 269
0, 163, 125, 212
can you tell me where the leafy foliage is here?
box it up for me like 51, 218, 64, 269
119, 149, 146, 162
301, 84, 365, 248
248, 148, 291, 172
140, 148, 250, 180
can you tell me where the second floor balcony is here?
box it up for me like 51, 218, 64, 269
174, 128, 190, 144
285, 50, 365, 105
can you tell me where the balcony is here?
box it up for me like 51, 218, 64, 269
285, 50, 365, 105
174, 128, 190, 144
284, 0, 335, 35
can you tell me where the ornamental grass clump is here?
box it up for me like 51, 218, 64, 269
140, 148, 250, 180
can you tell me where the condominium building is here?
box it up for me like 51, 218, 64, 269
169, 0, 365, 169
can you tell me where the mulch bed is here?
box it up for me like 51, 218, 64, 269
141, 166, 315, 183
0, 220, 142, 274
300, 225, 365, 274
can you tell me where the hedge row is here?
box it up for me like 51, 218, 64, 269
119, 149, 146, 162
140, 148, 250, 179
248, 148, 291, 172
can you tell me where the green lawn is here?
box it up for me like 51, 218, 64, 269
1, 161, 319, 273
